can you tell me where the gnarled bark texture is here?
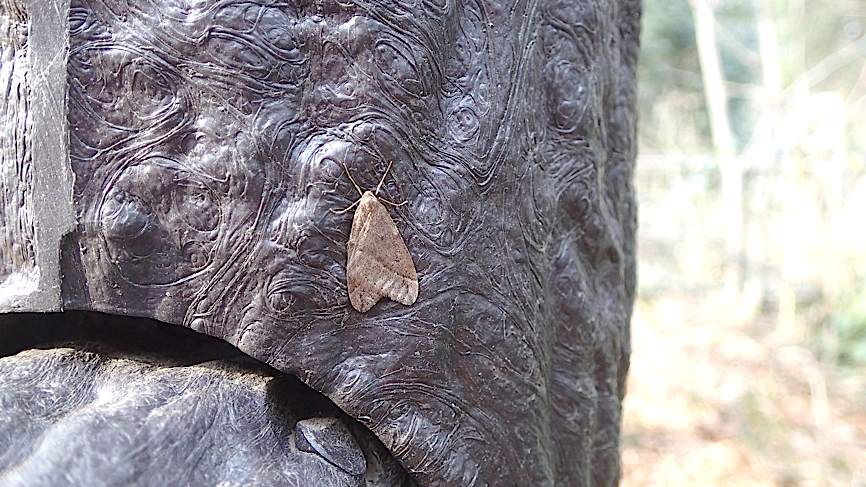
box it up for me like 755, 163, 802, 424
0, 0, 641, 485
0, 313, 416, 487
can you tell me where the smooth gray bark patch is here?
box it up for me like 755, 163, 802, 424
296, 417, 368, 476
0, 0, 77, 311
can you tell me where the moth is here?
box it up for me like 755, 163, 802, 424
334, 161, 418, 313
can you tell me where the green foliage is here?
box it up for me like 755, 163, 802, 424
638, 0, 708, 151
639, 0, 698, 88
831, 280, 866, 367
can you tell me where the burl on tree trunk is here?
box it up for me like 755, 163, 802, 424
0, 0, 641, 485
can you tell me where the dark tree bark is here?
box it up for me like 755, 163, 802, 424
0, 0, 641, 485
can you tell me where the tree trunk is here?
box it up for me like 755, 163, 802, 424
689, 0, 744, 293
0, 0, 642, 485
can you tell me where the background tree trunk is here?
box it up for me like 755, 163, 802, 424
689, 0, 744, 295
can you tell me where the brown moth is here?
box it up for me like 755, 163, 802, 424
336, 162, 418, 313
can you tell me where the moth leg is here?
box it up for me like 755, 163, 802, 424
378, 196, 407, 208
374, 160, 394, 196
330, 198, 361, 215
341, 161, 364, 196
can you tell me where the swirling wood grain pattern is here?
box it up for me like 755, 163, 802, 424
3, 0, 641, 485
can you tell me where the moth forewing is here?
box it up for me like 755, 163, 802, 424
345, 191, 418, 313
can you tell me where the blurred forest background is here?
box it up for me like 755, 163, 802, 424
623, 0, 866, 485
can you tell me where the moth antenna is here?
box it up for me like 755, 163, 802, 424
375, 160, 394, 196
341, 161, 364, 197
330, 198, 361, 215
377, 196, 407, 208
